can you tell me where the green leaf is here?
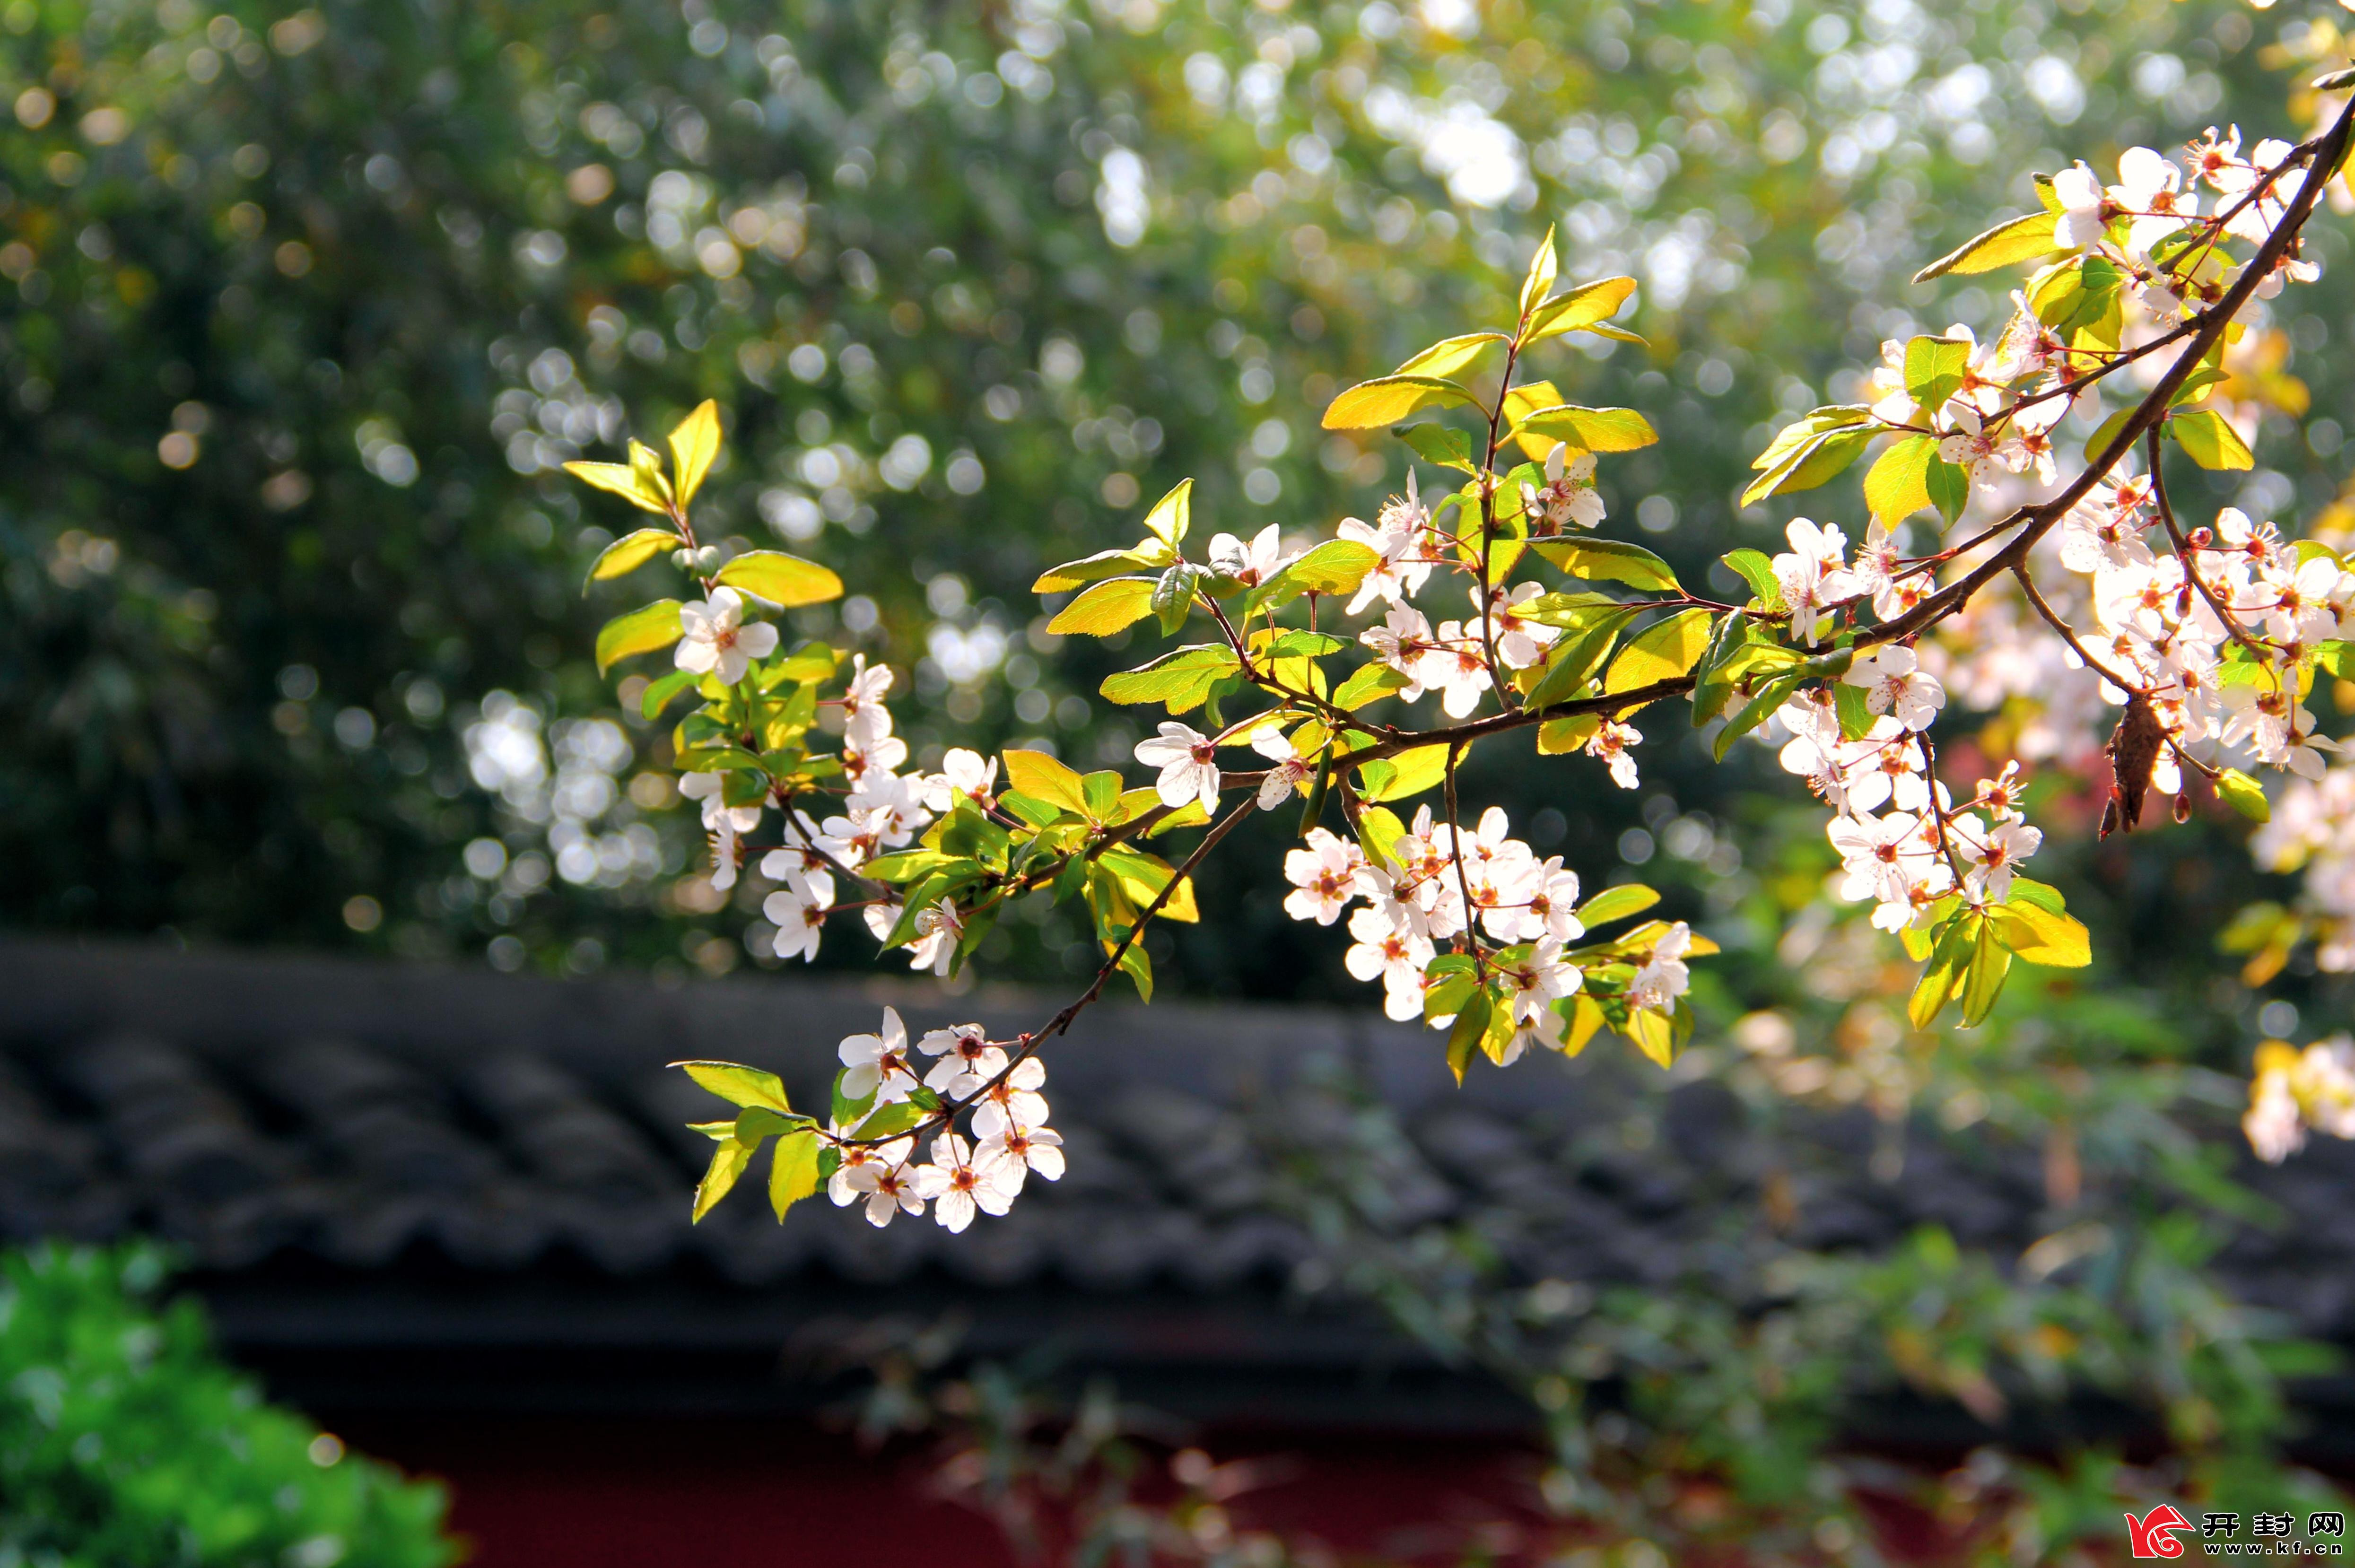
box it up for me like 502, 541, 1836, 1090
1958, 921, 2014, 1027
674, 1061, 792, 1112
1576, 884, 1658, 926
1749, 404, 1872, 472
1927, 454, 1970, 524
1400, 422, 1477, 473
1333, 662, 1410, 710
1604, 609, 1711, 696
564, 459, 672, 514
1518, 224, 1559, 319
1032, 547, 1161, 593
669, 399, 723, 505
639, 668, 699, 719
1864, 434, 1937, 525
1902, 335, 1972, 411
1740, 424, 1875, 506
586, 527, 680, 586
2215, 767, 2270, 822
1712, 670, 1807, 761
2006, 877, 2067, 915
1524, 609, 1636, 710
1992, 899, 2092, 968
1912, 209, 2069, 284
1098, 644, 1242, 712
1253, 629, 1347, 659
768, 1128, 820, 1220
1140, 478, 1193, 549
1358, 742, 1449, 803
1908, 912, 1978, 1030
1834, 680, 1873, 740
1002, 749, 1089, 815
851, 1098, 932, 1142
1393, 332, 1510, 381
691, 1138, 754, 1222
1720, 549, 1784, 611
595, 600, 684, 673
1321, 375, 1479, 430
1152, 562, 1205, 634
2170, 409, 2254, 471
1529, 537, 1680, 592
1511, 404, 1659, 454
1524, 275, 1640, 343
1260, 539, 1380, 609
1047, 577, 1157, 636
714, 550, 845, 608
1445, 989, 1495, 1083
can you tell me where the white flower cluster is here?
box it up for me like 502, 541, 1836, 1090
829, 1006, 1062, 1230
1270, 807, 1690, 1055
2243, 1034, 2355, 1164
669, 608, 1003, 976
1761, 518, 2050, 935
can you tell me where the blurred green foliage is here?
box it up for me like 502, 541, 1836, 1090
0, 0, 2339, 997
0, 1243, 456, 1568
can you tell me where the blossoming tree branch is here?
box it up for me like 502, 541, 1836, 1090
557, 80, 2355, 1233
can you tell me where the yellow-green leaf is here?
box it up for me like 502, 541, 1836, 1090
714, 549, 844, 608
673, 1060, 793, 1111
1140, 479, 1193, 548
691, 1138, 754, 1222
1358, 742, 1449, 803
1959, 922, 2014, 1026
1393, 332, 1510, 380
1530, 537, 1680, 592
586, 527, 680, 587
1003, 748, 1089, 815
1863, 434, 1936, 526
1032, 548, 1160, 593
563, 460, 671, 515
1576, 884, 1658, 926
669, 399, 723, 505
2215, 767, 2270, 822
1047, 577, 1157, 636
1320, 375, 1479, 430
1277, 539, 1378, 597
595, 600, 684, 673
1536, 714, 1601, 754
2171, 409, 2254, 471
1913, 209, 2068, 285
768, 1128, 821, 1220
1525, 275, 1640, 343
1512, 404, 1658, 453
1626, 1006, 1677, 1069
1605, 608, 1711, 694
1993, 901, 2092, 968
1518, 224, 1559, 318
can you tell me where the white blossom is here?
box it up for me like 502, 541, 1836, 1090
675, 587, 779, 685
1134, 722, 1222, 813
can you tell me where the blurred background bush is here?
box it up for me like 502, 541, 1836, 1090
0, 1243, 455, 1567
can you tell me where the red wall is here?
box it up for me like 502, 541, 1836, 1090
333, 1413, 1548, 1567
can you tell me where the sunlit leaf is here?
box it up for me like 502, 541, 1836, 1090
1320, 375, 1480, 430
714, 550, 844, 608
669, 399, 723, 505
1047, 577, 1156, 636
563, 460, 670, 514
595, 600, 683, 673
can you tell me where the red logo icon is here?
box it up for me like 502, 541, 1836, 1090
2126, 1505, 2194, 1559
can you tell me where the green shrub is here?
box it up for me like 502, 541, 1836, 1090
0, 1244, 457, 1568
